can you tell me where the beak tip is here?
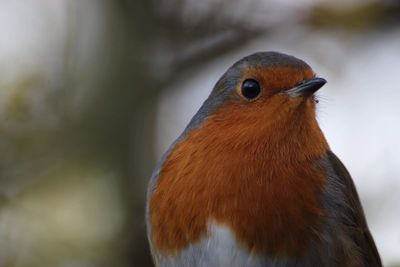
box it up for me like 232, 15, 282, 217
316, 77, 327, 86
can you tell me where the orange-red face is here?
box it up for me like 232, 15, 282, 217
216, 66, 321, 131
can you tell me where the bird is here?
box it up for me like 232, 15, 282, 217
146, 51, 382, 267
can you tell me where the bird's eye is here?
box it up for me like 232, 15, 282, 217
241, 79, 261, 100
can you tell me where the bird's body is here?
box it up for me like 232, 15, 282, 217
146, 52, 381, 267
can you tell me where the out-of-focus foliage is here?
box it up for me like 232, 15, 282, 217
0, 0, 398, 266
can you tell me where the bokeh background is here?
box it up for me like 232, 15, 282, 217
0, 0, 399, 266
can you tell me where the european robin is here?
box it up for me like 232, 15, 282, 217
146, 52, 382, 267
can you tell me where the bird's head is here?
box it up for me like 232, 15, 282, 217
186, 51, 328, 159
206, 51, 325, 120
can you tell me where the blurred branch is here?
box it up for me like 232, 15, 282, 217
307, 1, 400, 31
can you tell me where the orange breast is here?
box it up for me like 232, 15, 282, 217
150, 95, 329, 256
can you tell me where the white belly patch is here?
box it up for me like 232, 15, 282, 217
153, 221, 266, 267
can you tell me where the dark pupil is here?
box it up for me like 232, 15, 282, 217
241, 79, 260, 99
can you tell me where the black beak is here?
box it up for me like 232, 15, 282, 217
285, 77, 327, 98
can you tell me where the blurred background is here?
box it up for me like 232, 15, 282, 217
0, 0, 399, 266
